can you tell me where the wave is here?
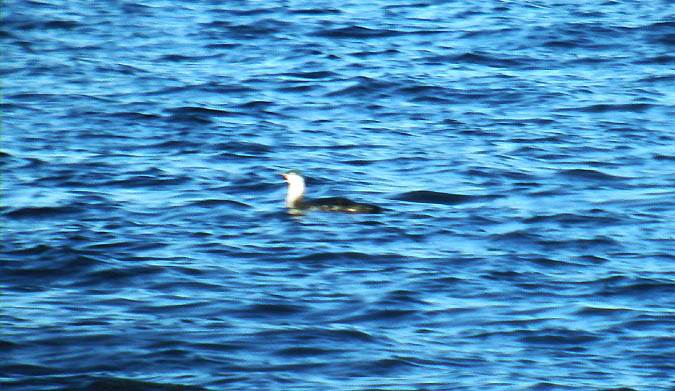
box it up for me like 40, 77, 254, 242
79, 377, 209, 391
557, 168, 629, 182
393, 191, 499, 205
314, 25, 445, 39
4, 205, 81, 219
557, 103, 655, 113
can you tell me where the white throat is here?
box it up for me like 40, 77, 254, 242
285, 174, 305, 207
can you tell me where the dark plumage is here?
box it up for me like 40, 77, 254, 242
282, 171, 382, 214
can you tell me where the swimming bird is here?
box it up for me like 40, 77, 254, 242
281, 170, 382, 214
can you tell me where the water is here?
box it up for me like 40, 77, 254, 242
2, 1, 675, 390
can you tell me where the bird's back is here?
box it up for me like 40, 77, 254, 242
302, 197, 382, 213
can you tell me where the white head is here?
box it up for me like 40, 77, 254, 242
282, 170, 305, 207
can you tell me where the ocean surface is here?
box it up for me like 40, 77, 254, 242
2, 1, 675, 390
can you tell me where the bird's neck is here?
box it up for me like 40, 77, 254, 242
286, 181, 305, 207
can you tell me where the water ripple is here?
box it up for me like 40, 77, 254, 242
3, 1, 673, 390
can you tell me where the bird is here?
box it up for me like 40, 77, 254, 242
281, 170, 382, 214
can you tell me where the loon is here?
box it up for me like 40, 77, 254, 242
282, 170, 382, 214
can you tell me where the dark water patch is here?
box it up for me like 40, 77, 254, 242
213, 141, 272, 155
557, 168, 628, 182
237, 100, 275, 110
291, 251, 403, 265
72, 319, 111, 327
280, 71, 337, 80
575, 306, 632, 317
290, 8, 342, 15
639, 74, 675, 83
326, 76, 400, 97
461, 27, 518, 39
144, 84, 207, 95
11, 19, 83, 31
212, 20, 288, 38
393, 191, 497, 205
340, 309, 419, 324
145, 139, 202, 152
0, 101, 40, 115
78, 240, 134, 251
314, 26, 407, 39
187, 198, 250, 209
424, 276, 467, 291
106, 174, 191, 188
575, 255, 609, 264
203, 42, 242, 50
537, 21, 632, 48
595, 277, 675, 298
565, 55, 616, 66
398, 84, 456, 103
224, 7, 282, 17
146, 83, 255, 96
2, 247, 100, 282
489, 230, 543, 246
165, 113, 211, 125
557, 103, 654, 113
275, 346, 345, 357
508, 134, 561, 145
249, 302, 307, 315
276, 84, 317, 93
642, 20, 675, 45
8, 244, 51, 255
543, 39, 584, 49
109, 111, 163, 121
152, 280, 226, 294
166, 106, 241, 118
343, 159, 379, 166
653, 153, 675, 161
519, 328, 600, 347
362, 357, 423, 376
227, 361, 329, 374
622, 315, 675, 334
0, 339, 20, 351
634, 54, 675, 65
2, 363, 60, 376
411, 95, 455, 104
73, 264, 166, 288
190, 342, 248, 354
397, 84, 450, 96
527, 257, 578, 268
442, 118, 466, 126
158, 53, 221, 62
97, 62, 150, 76
4, 205, 81, 219
77, 377, 209, 391
438, 52, 533, 69
134, 301, 216, 315
349, 48, 401, 58
485, 270, 528, 282
253, 327, 376, 345
539, 236, 621, 253
377, 289, 428, 306
293, 143, 380, 151
524, 210, 623, 226
6, 93, 111, 106
0, 28, 15, 38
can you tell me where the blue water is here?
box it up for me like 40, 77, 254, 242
2, 1, 675, 390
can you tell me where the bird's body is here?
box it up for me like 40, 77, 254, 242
282, 171, 382, 214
